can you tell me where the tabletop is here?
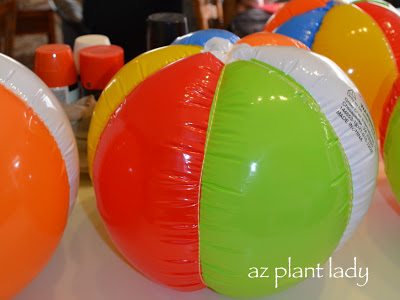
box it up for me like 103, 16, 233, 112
13, 159, 400, 300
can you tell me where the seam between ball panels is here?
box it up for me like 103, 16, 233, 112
197, 48, 235, 286
305, 85, 354, 230
88, 46, 202, 179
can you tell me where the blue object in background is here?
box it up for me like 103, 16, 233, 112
172, 29, 240, 47
275, 1, 337, 49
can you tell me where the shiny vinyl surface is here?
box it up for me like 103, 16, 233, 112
0, 84, 69, 299
89, 32, 378, 299
0, 53, 78, 299
384, 98, 400, 202
264, 0, 330, 32
88, 45, 202, 179
171, 29, 239, 47
237, 31, 309, 49
93, 53, 224, 291
274, 0, 335, 49
265, 0, 400, 134
382, 76, 400, 202
381, 76, 400, 153
313, 3, 399, 131
199, 58, 351, 298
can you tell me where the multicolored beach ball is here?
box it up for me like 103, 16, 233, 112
0, 54, 79, 299
265, 0, 400, 132
88, 31, 378, 298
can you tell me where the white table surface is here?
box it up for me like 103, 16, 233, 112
13, 160, 400, 300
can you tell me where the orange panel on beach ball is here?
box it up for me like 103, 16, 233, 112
237, 31, 309, 49
0, 85, 69, 300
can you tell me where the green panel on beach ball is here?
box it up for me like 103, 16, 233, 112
385, 99, 400, 202
199, 59, 352, 298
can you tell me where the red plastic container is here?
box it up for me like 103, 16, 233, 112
34, 44, 78, 104
80, 45, 124, 92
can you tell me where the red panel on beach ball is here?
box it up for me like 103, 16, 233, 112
93, 53, 224, 291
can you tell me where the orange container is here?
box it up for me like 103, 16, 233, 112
34, 44, 77, 88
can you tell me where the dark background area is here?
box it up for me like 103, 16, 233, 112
83, 0, 183, 62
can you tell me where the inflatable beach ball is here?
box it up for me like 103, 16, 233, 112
0, 54, 79, 299
88, 32, 378, 298
265, 0, 400, 132
171, 28, 240, 46
381, 75, 400, 202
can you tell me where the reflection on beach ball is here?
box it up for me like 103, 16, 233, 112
265, 0, 400, 132
88, 32, 378, 298
0, 54, 79, 299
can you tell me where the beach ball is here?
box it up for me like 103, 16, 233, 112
381, 75, 400, 202
264, 0, 400, 132
88, 32, 378, 298
0, 54, 79, 299
171, 28, 240, 46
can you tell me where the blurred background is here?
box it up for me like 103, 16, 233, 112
2, 0, 400, 75
1, 0, 289, 69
